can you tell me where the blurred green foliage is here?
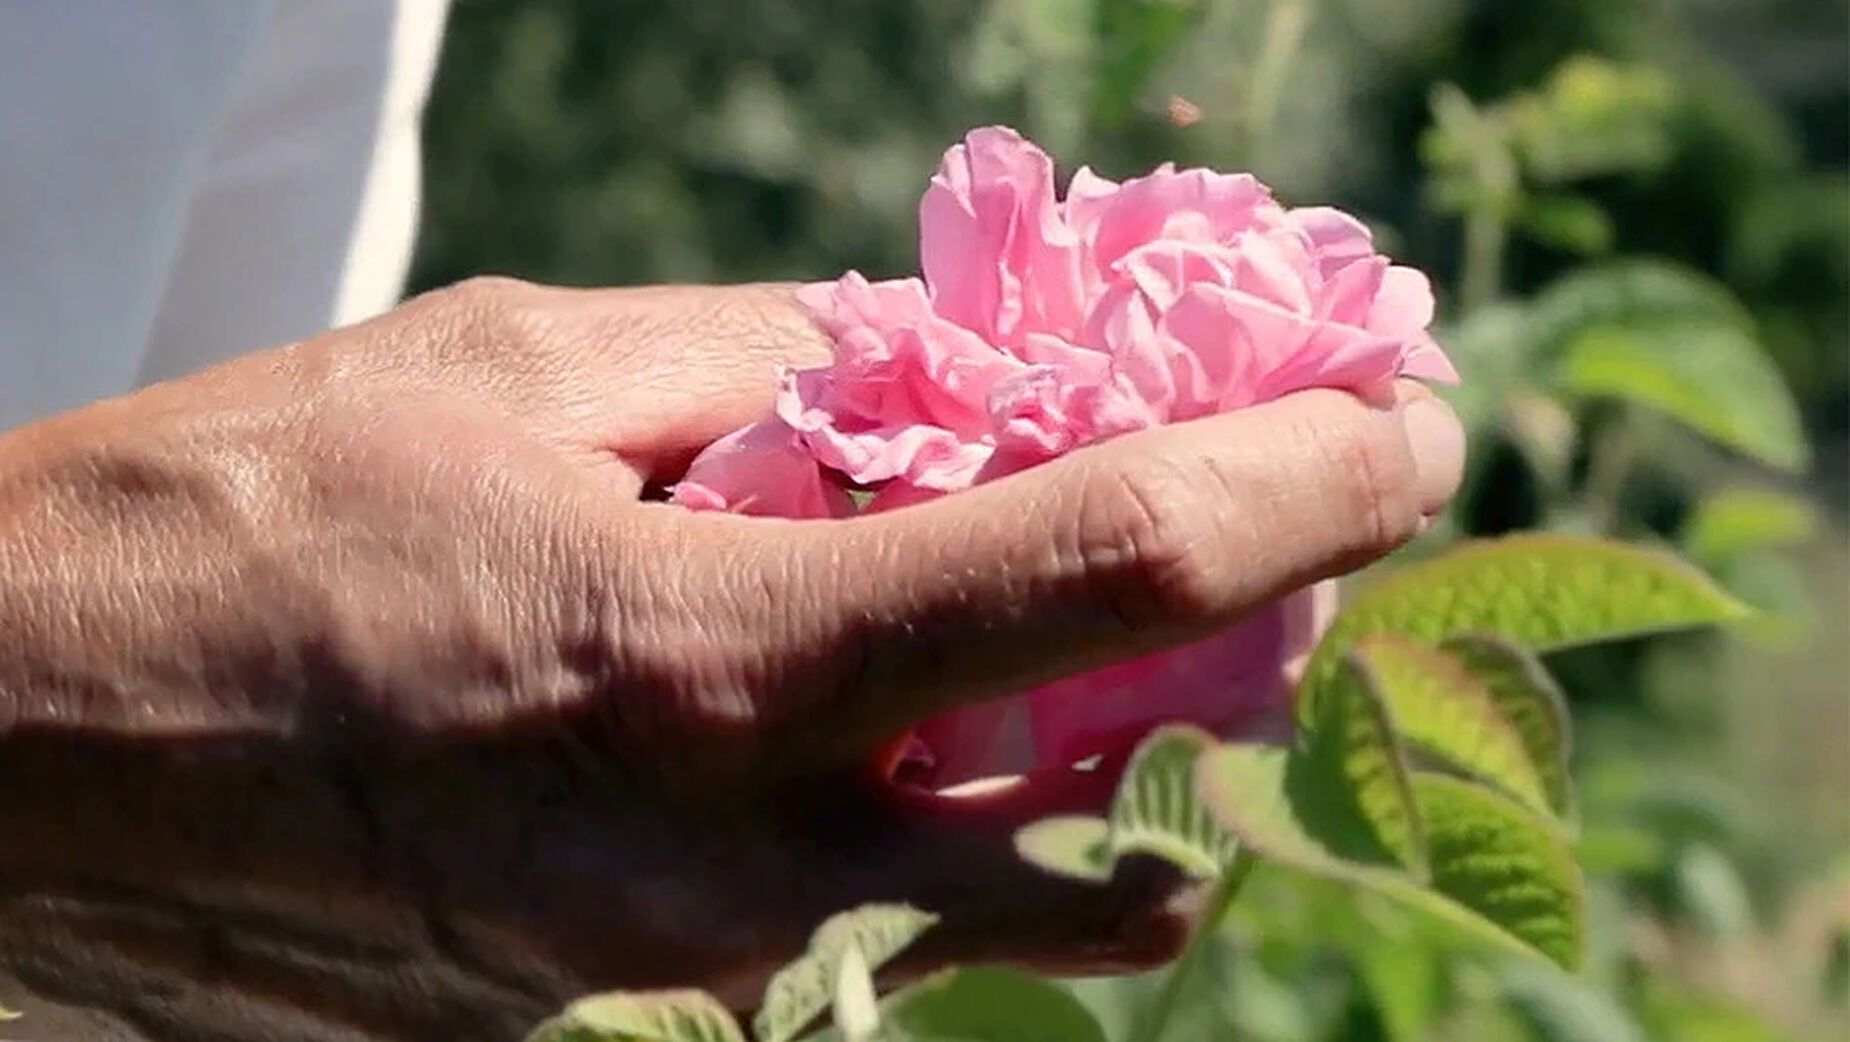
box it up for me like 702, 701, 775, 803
413, 1, 1849, 1039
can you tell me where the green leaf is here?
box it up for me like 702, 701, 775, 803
1302, 534, 1748, 720
1496, 962, 1646, 1042
1682, 487, 1819, 565
524, 990, 746, 1042
1013, 815, 1114, 882
1523, 260, 1750, 360
0, 1004, 18, 1022
1510, 56, 1677, 182
756, 904, 939, 1042
1015, 727, 1239, 884
1195, 744, 1578, 967
1558, 318, 1808, 471
1304, 652, 1427, 875
882, 967, 1109, 1042
1348, 635, 1553, 819
1672, 843, 1756, 940
1351, 935, 1443, 1042
1106, 724, 1241, 878
1440, 635, 1575, 818
831, 945, 881, 1042
1412, 772, 1585, 970
1519, 194, 1614, 255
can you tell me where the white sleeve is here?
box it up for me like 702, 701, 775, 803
137, 0, 451, 386
0, 0, 451, 430
0, 1, 272, 431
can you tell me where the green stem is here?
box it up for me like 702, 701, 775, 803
1131, 851, 1257, 1042
1460, 206, 1507, 313
1583, 409, 1638, 536
1246, 0, 1310, 153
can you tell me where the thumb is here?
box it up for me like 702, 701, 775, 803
733, 381, 1466, 753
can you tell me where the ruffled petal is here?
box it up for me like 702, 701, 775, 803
919, 127, 1087, 345
1069, 164, 1280, 274
1290, 205, 1377, 278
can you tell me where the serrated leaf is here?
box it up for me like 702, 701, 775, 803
1558, 319, 1808, 471
1682, 487, 1819, 565
1440, 635, 1575, 818
1302, 535, 1748, 720
1106, 725, 1240, 878
831, 945, 880, 1042
882, 967, 1109, 1042
1304, 653, 1427, 875
1351, 635, 1554, 818
756, 905, 938, 1042
1013, 815, 1114, 882
524, 990, 746, 1042
1196, 744, 1581, 968
1413, 772, 1584, 970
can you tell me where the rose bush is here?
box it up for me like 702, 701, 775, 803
673, 126, 1456, 788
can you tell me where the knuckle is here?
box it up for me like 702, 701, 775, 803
1074, 458, 1226, 627
447, 273, 535, 308
432, 275, 538, 344
1310, 409, 1421, 555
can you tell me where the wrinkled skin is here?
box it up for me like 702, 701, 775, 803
0, 279, 1463, 1041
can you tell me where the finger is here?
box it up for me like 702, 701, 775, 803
650, 381, 1464, 754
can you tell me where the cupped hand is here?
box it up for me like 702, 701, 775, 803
0, 278, 1463, 1041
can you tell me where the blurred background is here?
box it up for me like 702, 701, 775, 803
409, 2, 1848, 1039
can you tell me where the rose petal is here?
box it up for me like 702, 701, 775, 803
920, 127, 1087, 345
671, 419, 856, 519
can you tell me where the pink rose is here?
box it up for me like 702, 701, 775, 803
672, 127, 1455, 788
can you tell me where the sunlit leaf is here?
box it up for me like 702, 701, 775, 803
1350, 635, 1555, 819
756, 904, 938, 1042
524, 990, 746, 1042
1107, 724, 1241, 878
1305, 653, 1427, 875
1303, 535, 1749, 721
831, 945, 881, 1042
1014, 815, 1115, 882
1015, 727, 1240, 884
1413, 772, 1584, 970
1439, 635, 1574, 818
1558, 319, 1808, 471
1196, 744, 1582, 968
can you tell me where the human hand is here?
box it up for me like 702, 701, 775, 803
0, 278, 1463, 1040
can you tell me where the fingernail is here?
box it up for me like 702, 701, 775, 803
1403, 396, 1466, 515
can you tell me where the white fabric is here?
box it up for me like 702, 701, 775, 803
0, 0, 451, 430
